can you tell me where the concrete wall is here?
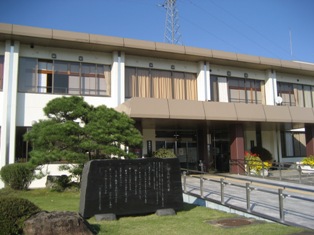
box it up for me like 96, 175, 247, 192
29, 163, 77, 189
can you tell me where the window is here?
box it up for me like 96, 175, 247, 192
210, 76, 219, 101
15, 127, 32, 162
277, 82, 295, 106
0, 55, 4, 90
125, 67, 197, 100
18, 57, 111, 96
38, 60, 53, 93
228, 77, 262, 104
281, 130, 306, 158
277, 82, 314, 107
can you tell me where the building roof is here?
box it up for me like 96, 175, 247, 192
1, 23, 314, 77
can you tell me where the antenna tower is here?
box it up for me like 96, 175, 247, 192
163, 0, 182, 44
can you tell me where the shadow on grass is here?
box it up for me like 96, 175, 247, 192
181, 202, 199, 212
89, 224, 101, 234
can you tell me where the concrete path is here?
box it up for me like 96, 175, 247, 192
182, 173, 314, 230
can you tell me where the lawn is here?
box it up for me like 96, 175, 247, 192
1, 188, 311, 235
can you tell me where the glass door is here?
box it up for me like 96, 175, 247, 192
155, 130, 198, 170
212, 130, 230, 172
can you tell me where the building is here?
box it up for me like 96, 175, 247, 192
1, 23, 314, 185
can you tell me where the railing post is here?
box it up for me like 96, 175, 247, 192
279, 163, 282, 181
200, 175, 204, 198
261, 162, 265, 178
246, 161, 250, 175
183, 171, 187, 193
298, 165, 302, 184
220, 178, 225, 205
278, 188, 285, 222
246, 183, 251, 212
199, 160, 204, 173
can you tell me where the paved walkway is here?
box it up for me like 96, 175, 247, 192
182, 173, 314, 230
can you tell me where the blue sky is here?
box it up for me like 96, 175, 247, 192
1, 0, 313, 62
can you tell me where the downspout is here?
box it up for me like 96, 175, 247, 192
117, 51, 121, 105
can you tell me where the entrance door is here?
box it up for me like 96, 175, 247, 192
155, 130, 198, 170
212, 130, 230, 172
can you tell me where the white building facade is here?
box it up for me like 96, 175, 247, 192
1, 23, 314, 187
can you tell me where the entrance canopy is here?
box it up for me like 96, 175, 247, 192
116, 97, 314, 124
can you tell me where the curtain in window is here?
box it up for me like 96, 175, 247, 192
152, 70, 172, 99
67, 62, 80, 95
125, 67, 197, 100
245, 80, 255, 103
81, 63, 97, 95
173, 72, 185, 100
101, 65, 111, 96
138, 68, 151, 98
293, 84, 303, 107
278, 82, 295, 106
185, 73, 197, 100
303, 85, 312, 108
125, 67, 137, 98
228, 78, 245, 103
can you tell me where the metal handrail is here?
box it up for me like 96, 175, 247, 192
229, 159, 314, 185
181, 171, 314, 228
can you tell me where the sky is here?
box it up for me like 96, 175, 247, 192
1, 0, 313, 63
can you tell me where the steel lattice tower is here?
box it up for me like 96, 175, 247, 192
163, 0, 182, 44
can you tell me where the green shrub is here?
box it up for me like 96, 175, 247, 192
153, 148, 176, 158
48, 175, 71, 192
0, 163, 34, 190
0, 196, 41, 234
250, 146, 272, 162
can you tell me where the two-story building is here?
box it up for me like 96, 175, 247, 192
1, 23, 314, 182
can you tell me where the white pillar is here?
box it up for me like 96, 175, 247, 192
217, 77, 229, 102
112, 51, 125, 107
265, 69, 277, 105
0, 40, 19, 188
197, 61, 210, 101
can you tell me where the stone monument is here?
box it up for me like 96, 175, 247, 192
79, 158, 183, 218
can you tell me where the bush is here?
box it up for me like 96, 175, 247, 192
153, 148, 176, 158
0, 163, 34, 190
245, 151, 272, 174
0, 196, 41, 234
250, 146, 272, 162
47, 175, 71, 192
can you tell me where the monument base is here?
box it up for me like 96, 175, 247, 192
95, 213, 117, 221
155, 208, 176, 216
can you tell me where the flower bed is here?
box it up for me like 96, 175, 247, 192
245, 151, 271, 176
297, 156, 314, 174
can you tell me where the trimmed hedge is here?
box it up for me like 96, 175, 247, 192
0, 196, 41, 234
153, 148, 177, 158
0, 163, 34, 190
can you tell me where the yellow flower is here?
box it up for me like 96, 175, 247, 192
301, 156, 314, 167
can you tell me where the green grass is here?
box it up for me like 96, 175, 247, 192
0, 188, 311, 235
